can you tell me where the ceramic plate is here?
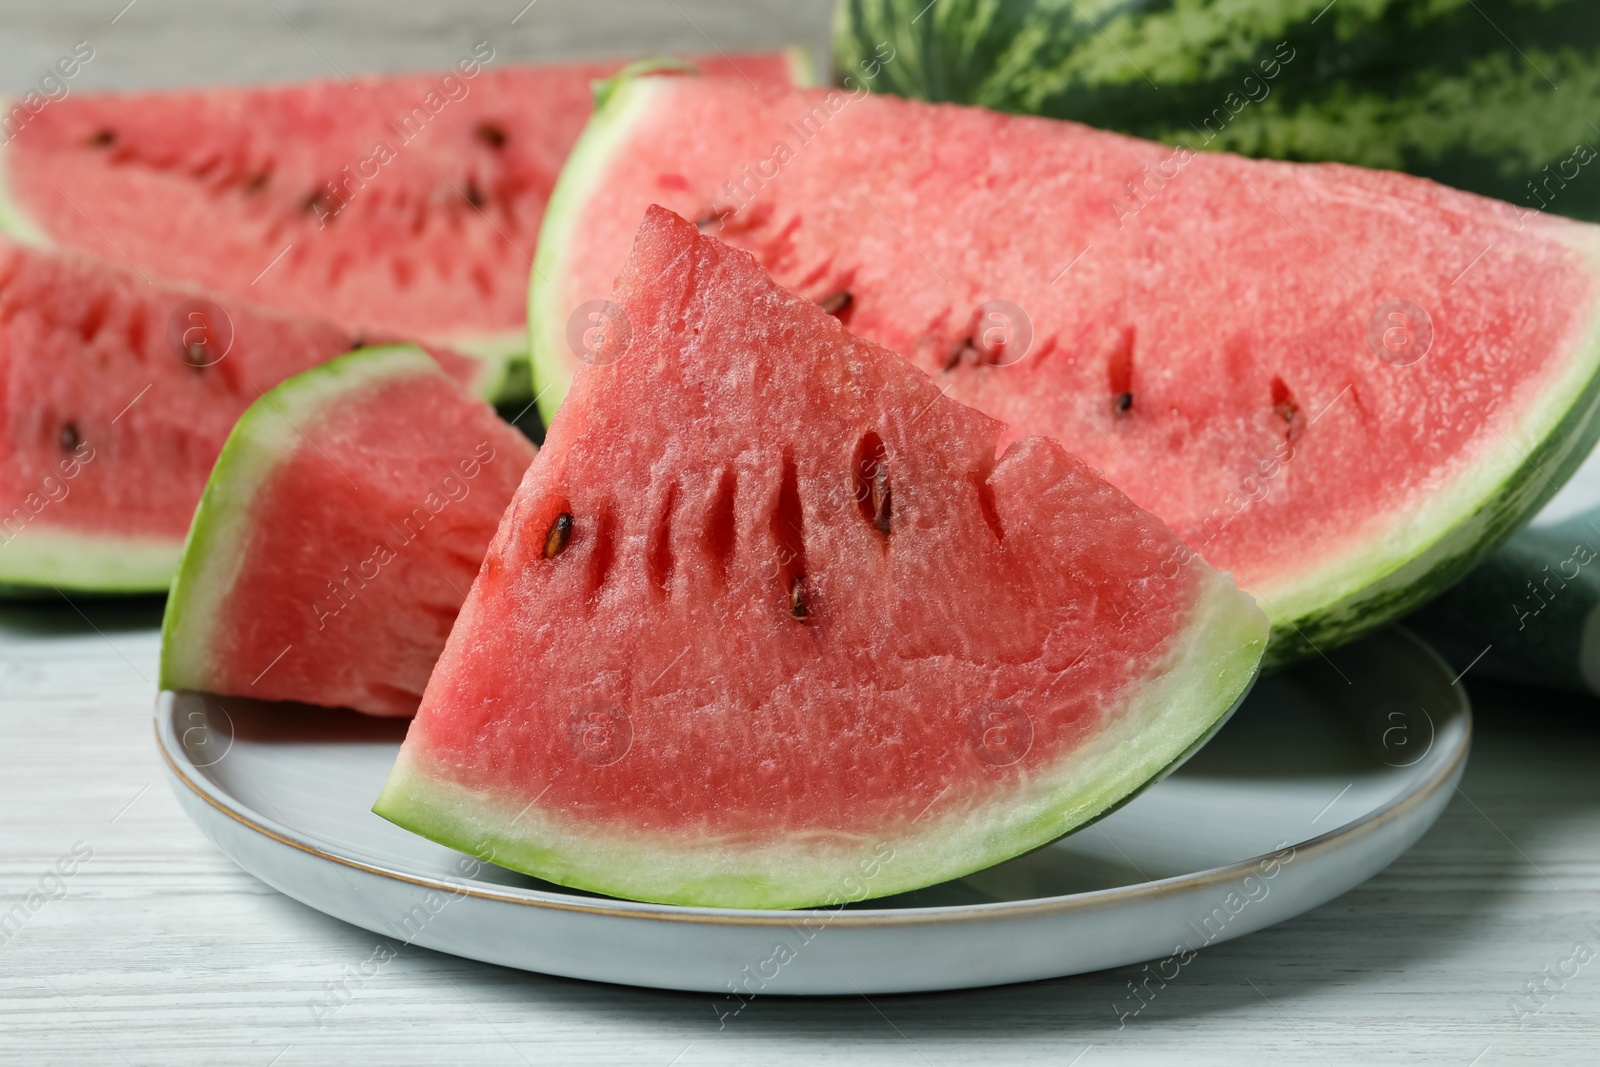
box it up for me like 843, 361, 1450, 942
157, 627, 1468, 995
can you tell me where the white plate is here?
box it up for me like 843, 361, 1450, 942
157, 627, 1468, 996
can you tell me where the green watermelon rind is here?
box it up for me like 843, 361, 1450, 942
593, 46, 818, 110
527, 56, 817, 422
372, 568, 1268, 910
526, 78, 665, 425
786, 45, 821, 88
0, 130, 51, 248
443, 329, 534, 405
159, 344, 445, 692
528, 74, 1600, 667
1265, 230, 1600, 666
592, 57, 704, 110
0, 527, 181, 594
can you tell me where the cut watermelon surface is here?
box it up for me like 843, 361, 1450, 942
161, 345, 535, 717
0, 241, 379, 593
0, 52, 806, 400
530, 77, 1600, 664
376, 207, 1268, 909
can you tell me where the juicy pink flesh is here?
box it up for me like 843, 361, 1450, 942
207, 371, 534, 716
6, 57, 794, 341
554, 80, 1600, 593
0, 242, 357, 539
404, 207, 1208, 837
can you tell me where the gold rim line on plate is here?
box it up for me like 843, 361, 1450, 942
153, 633, 1471, 928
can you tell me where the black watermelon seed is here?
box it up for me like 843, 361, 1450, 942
789, 577, 808, 620
943, 340, 974, 372
818, 291, 852, 317
60, 423, 81, 451
464, 181, 485, 209
694, 207, 731, 231
89, 129, 115, 148
475, 122, 507, 149
1114, 391, 1133, 413
1270, 377, 1299, 429
544, 512, 574, 559
1276, 400, 1303, 441
871, 463, 891, 534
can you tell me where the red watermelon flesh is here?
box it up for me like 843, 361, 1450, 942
0, 240, 399, 592
375, 207, 1267, 908
160, 345, 536, 717
530, 78, 1600, 663
0, 53, 804, 398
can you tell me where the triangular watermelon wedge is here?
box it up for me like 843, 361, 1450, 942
375, 207, 1268, 908
160, 345, 535, 717
529, 76, 1600, 665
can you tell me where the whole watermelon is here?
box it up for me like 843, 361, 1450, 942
834, 0, 1600, 220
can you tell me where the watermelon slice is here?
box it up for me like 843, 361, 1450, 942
0, 240, 383, 593
0, 52, 808, 401
529, 76, 1600, 664
160, 345, 535, 717
375, 207, 1268, 908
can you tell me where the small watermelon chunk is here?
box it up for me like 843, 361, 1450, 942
530, 76, 1600, 665
160, 345, 535, 717
375, 208, 1267, 908
0, 241, 374, 593
0, 53, 808, 400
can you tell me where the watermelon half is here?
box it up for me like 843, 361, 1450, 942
0, 240, 380, 593
375, 207, 1268, 909
160, 345, 535, 717
529, 75, 1600, 664
835, 0, 1600, 221
0, 52, 807, 401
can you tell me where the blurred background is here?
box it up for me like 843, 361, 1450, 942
1, 0, 831, 91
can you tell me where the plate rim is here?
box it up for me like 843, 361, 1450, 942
156, 627, 1471, 929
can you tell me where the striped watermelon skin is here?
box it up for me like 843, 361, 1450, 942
835, 0, 1600, 221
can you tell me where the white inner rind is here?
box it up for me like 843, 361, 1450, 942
527, 77, 666, 425
430, 327, 530, 403
782, 44, 819, 87
159, 345, 444, 690
0, 525, 180, 592
0, 134, 52, 248
374, 567, 1268, 910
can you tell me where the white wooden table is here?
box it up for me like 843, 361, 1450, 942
5, 598, 1599, 1065
3, 3, 1600, 1063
